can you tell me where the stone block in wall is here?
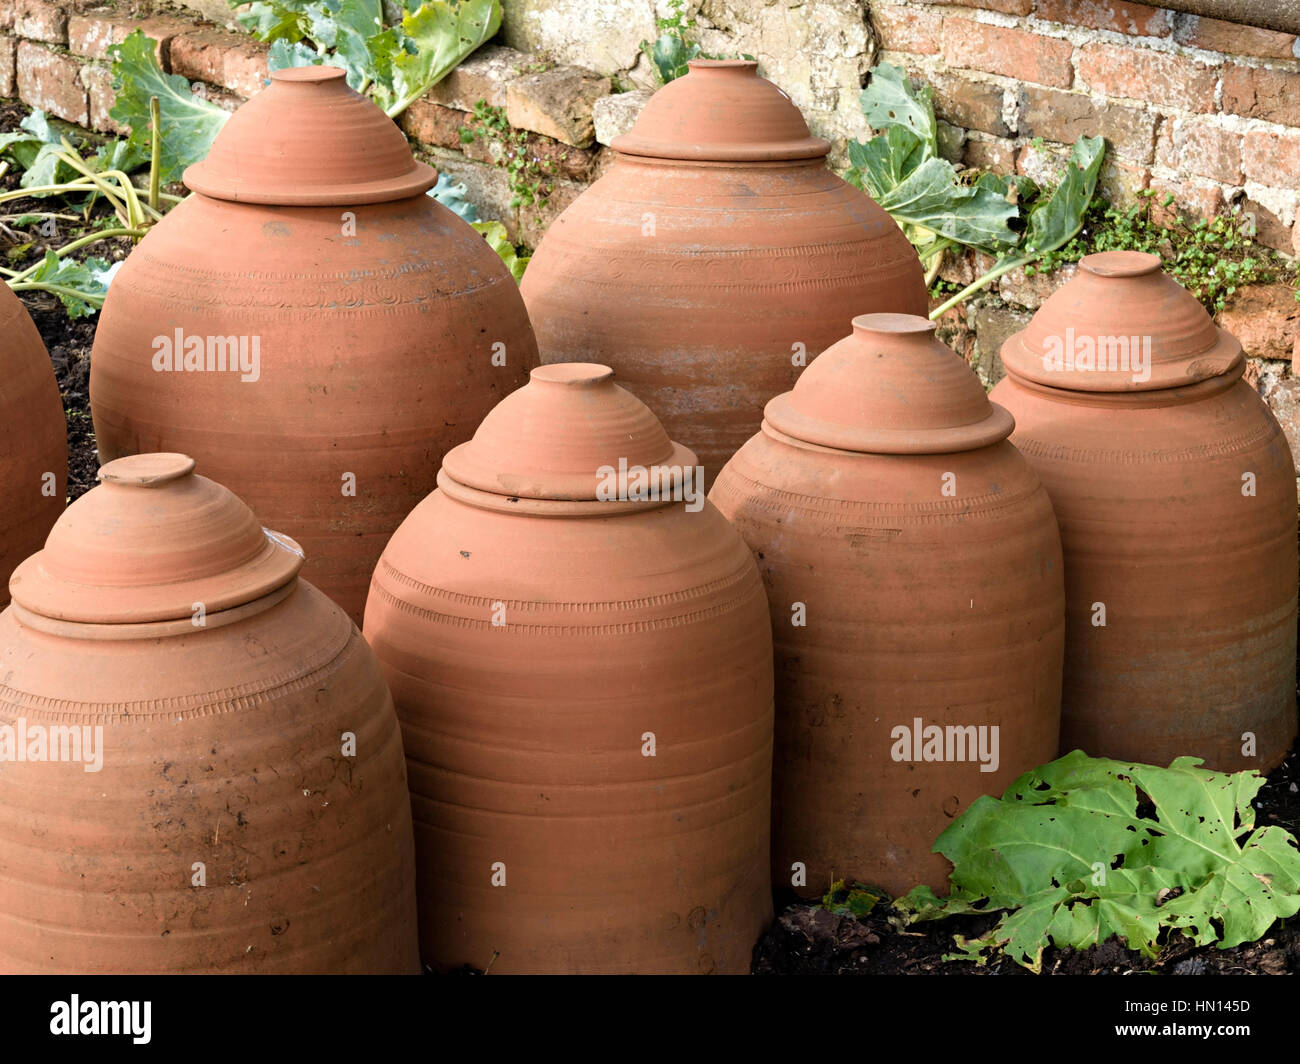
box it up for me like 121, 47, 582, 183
942, 20, 1073, 88
80, 61, 121, 133
1218, 284, 1300, 363
1015, 85, 1157, 165
500, 0, 654, 74
593, 89, 650, 147
964, 134, 1016, 173
1173, 13, 1298, 60
402, 99, 478, 152
1075, 42, 1216, 113
16, 40, 87, 125
1147, 177, 1224, 226
505, 65, 610, 148
1036, 0, 1170, 37
936, 120, 965, 163
68, 12, 192, 63
932, 304, 976, 369
927, 69, 1010, 139
426, 44, 533, 111
1239, 196, 1295, 255
0, 33, 15, 96
1097, 157, 1151, 208
1155, 119, 1242, 185
1242, 128, 1300, 189
0, 0, 13, 32
871, 5, 941, 55
912, 0, 1032, 15
1222, 64, 1300, 127
517, 178, 583, 248
1260, 377, 1300, 464
424, 148, 520, 238
973, 303, 1032, 386
170, 29, 269, 100
14, 0, 66, 44
998, 263, 1076, 311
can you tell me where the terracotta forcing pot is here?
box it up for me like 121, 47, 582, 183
0, 454, 419, 973
520, 60, 927, 482
364, 364, 774, 973
991, 251, 1298, 772
0, 283, 65, 609
710, 314, 1065, 896
90, 66, 535, 625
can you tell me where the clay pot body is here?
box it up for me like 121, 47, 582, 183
991, 252, 1297, 771
0, 284, 65, 609
0, 454, 419, 973
521, 60, 927, 482
90, 67, 534, 625
710, 315, 1065, 896
364, 364, 774, 973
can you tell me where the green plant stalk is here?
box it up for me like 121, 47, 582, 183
7, 281, 106, 305
5, 226, 145, 284
148, 95, 161, 213
928, 255, 1027, 319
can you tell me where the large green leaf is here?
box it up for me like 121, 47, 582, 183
897, 751, 1300, 971
383, 0, 501, 116
231, 0, 308, 41
859, 61, 936, 157
1021, 134, 1105, 254
471, 219, 527, 282
108, 29, 230, 185
12, 250, 120, 317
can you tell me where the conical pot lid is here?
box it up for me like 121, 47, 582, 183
764, 313, 1015, 454
9, 453, 304, 624
441, 364, 698, 502
612, 59, 830, 162
184, 66, 437, 205
1000, 251, 1242, 392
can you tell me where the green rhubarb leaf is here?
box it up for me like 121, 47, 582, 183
15, 250, 120, 317
108, 29, 230, 185
1020, 134, 1105, 255
382, 0, 502, 117
898, 750, 1300, 971
471, 219, 528, 282
859, 61, 937, 157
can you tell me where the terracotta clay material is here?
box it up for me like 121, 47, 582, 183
364, 364, 775, 973
710, 314, 1065, 897
89, 66, 535, 625
521, 60, 927, 483
0, 283, 66, 609
0, 454, 420, 973
991, 251, 1297, 772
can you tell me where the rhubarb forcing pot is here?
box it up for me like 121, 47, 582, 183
0, 283, 65, 609
710, 314, 1065, 896
520, 60, 927, 482
364, 364, 774, 973
991, 251, 1298, 772
90, 66, 535, 625
0, 454, 420, 973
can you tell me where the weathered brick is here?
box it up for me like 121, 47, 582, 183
998, 263, 1075, 310
13, 0, 65, 44
68, 12, 190, 63
1260, 377, 1300, 458
505, 65, 610, 147
80, 61, 122, 134
1161, 121, 1243, 184
1147, 178, 1223, 227
593, 89, 650, 146
1173, 14, 1298, 59
1076, 41, 1217, 112
974, 304, 1033, 385
1240, 197, 1294, 254
964, 133, 1016, 172
1035, 0, 1170, 37
425, 44, 531, 110
0, 33, 15, 96
401, 99, 474, 151
1222, 64, 1300, 126
1242, 129, 1300, 188
929, 69, 1010, 137
937, 119, 966, 162
0, 0, 13, 32
16, 40, 87, 124
518, 179, 584, 248
914, 0, 1032, 14
170, 29, 269, 100
1217, 283, 1299, 362
872, 5, 942, 55
1015, 85, 1157, 163
942, 19, 1074, 87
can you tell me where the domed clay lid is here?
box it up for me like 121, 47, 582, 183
612, 59, 830, 162
9, 453, 304, 624
1000, 251, 1242, 392
441, 364, 698, 504
184, 66, 437, 205
764, 313, 1015, 454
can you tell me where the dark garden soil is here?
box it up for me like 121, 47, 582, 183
5, 100, 1300, 979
